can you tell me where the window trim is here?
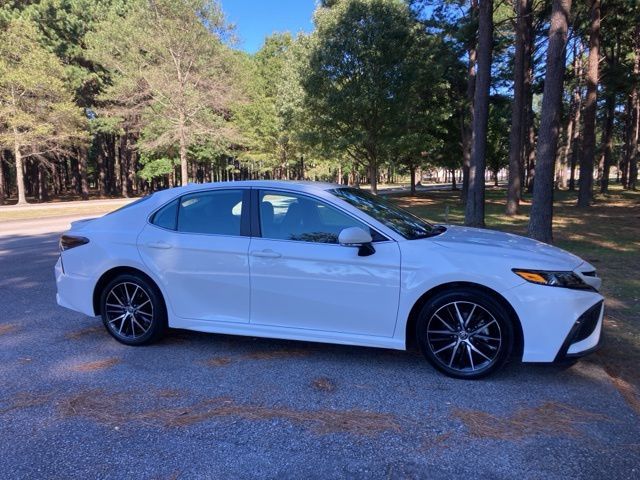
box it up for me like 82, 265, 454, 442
147, 187, 251, 238
253, 188, 390, 245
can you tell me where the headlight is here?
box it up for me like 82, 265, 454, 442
512, 269, 594, 290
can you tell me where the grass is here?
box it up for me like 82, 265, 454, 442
69, 358, 121, 372
311, 377, 337, 393
0, 203, 128, 221
4, 388, 401, 435
452, 401, 611, 440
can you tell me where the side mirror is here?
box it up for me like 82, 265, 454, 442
338, 227, 375, 257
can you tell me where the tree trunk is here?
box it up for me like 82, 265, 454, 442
113, 136, 121, 196
599, 91, 615, 193
568, 44, 584, 191
521, 3, 534, 197
179, 112, 188, 186
410, 164, 416, 195
369, 161, 378, 194
462, 0, 479, 205
628, 23, 640, 191
621, 95, 633, 188
528, 0, 571, 243
97, 143, 106, 197
13, 138, 27, 205
37, 163, 49, 202
464, 0, 492, 227
577, 0, 600, 207
79, 148, 89, 200
561, 43, 583, 191
119, 134, 129, 197
506, 0, 530, 215
0, 152, 5, 205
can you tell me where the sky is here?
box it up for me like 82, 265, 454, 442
221, 0, 317, 53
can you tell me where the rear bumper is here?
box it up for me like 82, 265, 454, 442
554, 300, 604, 362
55, 256, 97, 316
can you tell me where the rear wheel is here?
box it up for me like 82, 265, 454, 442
100, 273, 167, 346
416, 288, 513, 379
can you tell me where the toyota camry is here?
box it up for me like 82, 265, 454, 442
55, 181, 603, 379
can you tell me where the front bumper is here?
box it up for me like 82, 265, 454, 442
502, 281, 604, 362
554, 300, 604, 362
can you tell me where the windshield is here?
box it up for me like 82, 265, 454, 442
330, 188, 444, 240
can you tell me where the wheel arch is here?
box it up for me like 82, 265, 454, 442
92, 266, 165, 316
404, 281, 524, 360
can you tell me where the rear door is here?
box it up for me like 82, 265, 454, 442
248, 189, 401, 337
138, 188, 251, 323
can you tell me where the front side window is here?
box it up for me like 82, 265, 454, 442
259, 191, 372, 244
177, 190, 243, 236
330, 188, 443, 240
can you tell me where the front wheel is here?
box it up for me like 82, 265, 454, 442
100, 273, 167, 346
416, 288, 514, 379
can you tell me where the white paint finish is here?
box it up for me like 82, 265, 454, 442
170, 315, 405, 351
54, 180, 605, 363
248, 237, 401, 336
501, 282, 603, 362
138, 224, 251, 323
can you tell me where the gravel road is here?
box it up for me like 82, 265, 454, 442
0, 215, 638, 479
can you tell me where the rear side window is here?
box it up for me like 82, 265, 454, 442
177, 190, 243, 236
151, 199, 178, 230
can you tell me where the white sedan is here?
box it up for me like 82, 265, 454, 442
55, 181, 604, 379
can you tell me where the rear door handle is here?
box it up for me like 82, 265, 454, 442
147, 241, 172, 250
250, 249, 281, 259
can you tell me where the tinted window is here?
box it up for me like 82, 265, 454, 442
330, 188, 443, 240
177, 190, 243, 235
259, 191, 371, 244
151, 199, 178, 230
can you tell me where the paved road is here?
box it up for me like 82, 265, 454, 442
0, 217, 638, 479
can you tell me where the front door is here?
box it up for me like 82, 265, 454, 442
249, 190, 401, 337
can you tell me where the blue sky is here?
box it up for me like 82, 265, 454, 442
222, 0, 317, 53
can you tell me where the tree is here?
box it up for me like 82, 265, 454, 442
506, 0, 531, 215
463, 0, 478, 204
89, 0, 241, 186
577, 0, 600, 207
627, 23, 640, 190
464, 0, 492, 227
394, 34, 455, 196
304, 0, 421, 194
564, 39, 584, 191
0, 18, 86, 204
528, 0, 572, 243
235, 33, 307, 179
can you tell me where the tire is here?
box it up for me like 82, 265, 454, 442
416, 288, 514, 379
99, 273, 167, 346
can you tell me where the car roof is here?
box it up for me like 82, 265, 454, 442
151, 180, 343, 201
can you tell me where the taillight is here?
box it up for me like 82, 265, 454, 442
59, 235, 89, 251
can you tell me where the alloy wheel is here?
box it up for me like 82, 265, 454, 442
426, 301, 502, 373
104, 282, 154, 340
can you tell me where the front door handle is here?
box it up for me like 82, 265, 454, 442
250, 249, 282, 259
147, 241, 172, 250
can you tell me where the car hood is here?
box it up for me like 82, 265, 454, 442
432, 225, 585, 270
